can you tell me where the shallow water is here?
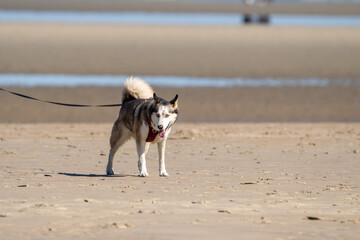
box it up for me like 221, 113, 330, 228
1, 10, 360, 27
0, 74, 358, 87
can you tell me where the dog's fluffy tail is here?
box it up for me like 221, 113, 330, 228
122, 77, 154, 104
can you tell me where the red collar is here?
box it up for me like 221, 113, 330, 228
146, 118, 158, 142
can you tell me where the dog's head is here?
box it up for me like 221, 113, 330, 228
150, 93, 179, 137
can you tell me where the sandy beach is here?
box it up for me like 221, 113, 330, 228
1, 23, 360, 79
0, 123, 359, 239
1, 1, 360, 239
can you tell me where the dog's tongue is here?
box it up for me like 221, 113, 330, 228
159, 130, 166, 138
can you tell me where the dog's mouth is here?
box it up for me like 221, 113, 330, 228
159, 129, 166, 138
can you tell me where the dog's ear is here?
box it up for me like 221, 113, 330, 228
170, 94, 178, 108
153, 93, 161, 104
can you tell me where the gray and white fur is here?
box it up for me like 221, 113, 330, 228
106, 77, 179, 177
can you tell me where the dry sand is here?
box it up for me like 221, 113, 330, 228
1, 23, 360, 79
1, 3, 360, 238
0, 123, 359, 239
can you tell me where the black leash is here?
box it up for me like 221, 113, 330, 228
0, 87, 122, 108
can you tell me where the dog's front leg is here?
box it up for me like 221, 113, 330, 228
137, 141, 149, 177
158, 140, 169, 177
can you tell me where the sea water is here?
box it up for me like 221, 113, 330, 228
0, 74, 358, 87
0, 10, 360, 27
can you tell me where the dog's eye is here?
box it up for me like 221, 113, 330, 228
165, 114, 170, 118
156, 113, 160, 118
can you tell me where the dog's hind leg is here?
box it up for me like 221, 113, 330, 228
106, 125, 130, 175
106, 143, 120, 175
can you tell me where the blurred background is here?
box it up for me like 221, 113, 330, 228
0, 0, 359, 123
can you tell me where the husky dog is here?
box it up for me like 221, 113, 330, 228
106, 77, 179, 177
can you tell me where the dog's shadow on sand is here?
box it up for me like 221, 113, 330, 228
58, 172, 137, 178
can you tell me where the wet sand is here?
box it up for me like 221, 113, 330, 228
1, 23, 360, 79
0, 123, 359, 239
1, 86, 360, 123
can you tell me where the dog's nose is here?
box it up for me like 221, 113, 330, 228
158, 125, 163, 130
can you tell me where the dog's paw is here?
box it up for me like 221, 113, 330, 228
106, 169, 114, 175
139, 171, 149, 177
159, 171, 169, 177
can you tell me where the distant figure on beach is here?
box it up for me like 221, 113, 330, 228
243, 0, 274, 24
